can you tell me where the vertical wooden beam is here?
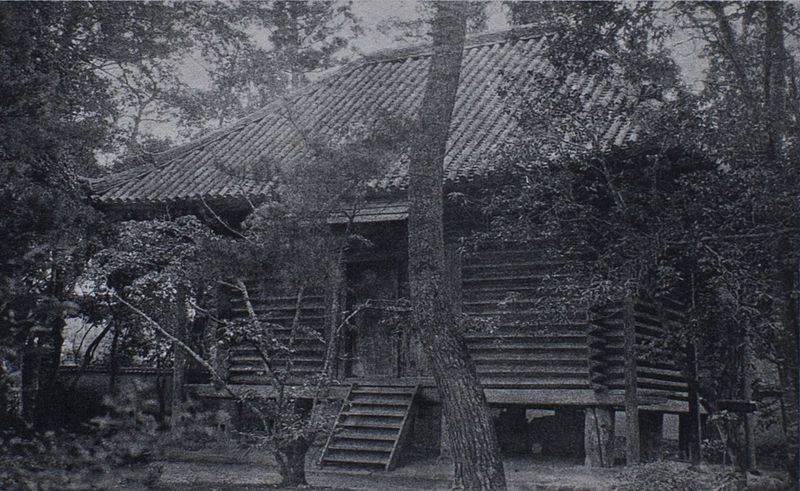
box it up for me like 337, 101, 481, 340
20, 335, 41, 424
212, 283, 232, 389
678, 413, 691, 460
584, 406, 615, 467
742, 331, 757, 471
444, 244, 462, 315
171, 288, 188, 431
686, 340, 702, 465
324, 261, 345, 380
211, 335, 229, 390
624, 295, 640, 464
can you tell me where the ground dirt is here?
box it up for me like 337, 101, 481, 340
18, 448, 791, 490
141, 452, 789, 491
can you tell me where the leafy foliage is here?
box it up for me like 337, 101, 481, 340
490, 1, 799, 472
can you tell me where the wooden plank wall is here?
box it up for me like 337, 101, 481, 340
633, 299, 688, 406
225, 281, 328, 384
460, 248, 593, 391
221, 246, 688, 407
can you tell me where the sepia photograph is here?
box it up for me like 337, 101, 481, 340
1, 1, 798, 489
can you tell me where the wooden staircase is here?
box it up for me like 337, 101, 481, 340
319, 383, 418, 471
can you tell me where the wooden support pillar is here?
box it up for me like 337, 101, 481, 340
444, 244, 462, 312
211, 337, 229, 390
742, 333, 757, 471
212, 283, 233, 389
623, 295, 640, 464
20, 334, 41, 424
678, 413, 693, 460
171, 289, 189, 431
171, 338, 187, 430
685, 341, 702, 465
325, 261, 345, 380
584, 406, 615, 467
639, 412, 664, 462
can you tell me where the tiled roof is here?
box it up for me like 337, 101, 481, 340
92, 25, 640, 208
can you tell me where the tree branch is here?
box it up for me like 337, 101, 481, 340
111, 292, 270, 426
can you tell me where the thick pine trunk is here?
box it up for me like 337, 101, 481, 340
407, 3, 506, 489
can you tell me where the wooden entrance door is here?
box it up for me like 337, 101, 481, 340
345, 259, 400, 378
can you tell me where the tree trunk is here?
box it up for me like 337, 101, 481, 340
778, 236, 800, 486
407, 3, 506, 489
276, 437, 311, 487
766, 4, 799, 486
764, 2, 787, 161
623, 295, 640, 465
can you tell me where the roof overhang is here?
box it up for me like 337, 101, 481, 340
327, 200, 408, 224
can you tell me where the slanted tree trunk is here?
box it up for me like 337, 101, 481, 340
407, 3, 506, 489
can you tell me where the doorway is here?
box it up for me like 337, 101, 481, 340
344, 258, 402, 378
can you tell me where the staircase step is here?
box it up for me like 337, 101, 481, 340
334, 428, 398, 441
327, 439, 394, 452
342, 407, 407, 417
342, 414, 405, 427
338, 419, 403, 429
349, 394, 413, 405
322, 452, 389, 466
351, 386, 417, 395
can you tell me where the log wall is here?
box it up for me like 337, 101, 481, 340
225, 282, 328, 384
221, 243, 689, 409
588, 298, 688, 408
460, 248, 592, 391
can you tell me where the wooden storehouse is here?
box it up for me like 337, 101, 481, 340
91, 26, 697, 469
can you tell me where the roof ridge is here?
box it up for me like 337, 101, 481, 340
357, 23, 547, 65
